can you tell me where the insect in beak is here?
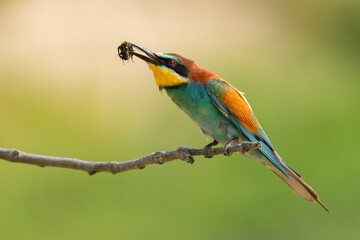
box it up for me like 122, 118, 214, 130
118, 42, 134, 62
118, 41, 161, 65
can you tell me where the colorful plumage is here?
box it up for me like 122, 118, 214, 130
118, 41, 329, 212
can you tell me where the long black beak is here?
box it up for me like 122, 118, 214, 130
118, 41, 161, 65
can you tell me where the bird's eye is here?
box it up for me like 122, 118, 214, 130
168, 59, 175, 66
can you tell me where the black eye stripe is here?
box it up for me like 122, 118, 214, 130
159, 57, 189, 77
173, 64, 189, 77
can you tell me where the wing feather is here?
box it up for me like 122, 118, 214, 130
205, 78, 292, 179
205, 79, 328, 210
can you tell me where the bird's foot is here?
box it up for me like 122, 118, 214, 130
223, 137, 239, 156
202, 140, 219, 158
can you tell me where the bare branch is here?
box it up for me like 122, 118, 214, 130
0, 142, 261, 175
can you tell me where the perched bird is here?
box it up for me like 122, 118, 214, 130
118, 41, 328, 212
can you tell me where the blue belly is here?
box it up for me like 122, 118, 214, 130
165, 83, 246, 144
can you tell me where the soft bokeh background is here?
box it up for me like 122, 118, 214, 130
0, 0, 359, 239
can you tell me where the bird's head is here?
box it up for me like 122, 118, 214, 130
118, 41, 218, 88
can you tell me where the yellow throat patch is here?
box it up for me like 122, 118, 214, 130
148, 64, 187, 88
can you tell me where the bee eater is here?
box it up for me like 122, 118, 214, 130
118, 41, 328, 212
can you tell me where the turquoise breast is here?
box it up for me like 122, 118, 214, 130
165, 83, 246, 144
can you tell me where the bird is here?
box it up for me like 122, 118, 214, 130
118, 41, 328, 212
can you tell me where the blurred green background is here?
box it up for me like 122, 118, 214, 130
0, 0, 359, 239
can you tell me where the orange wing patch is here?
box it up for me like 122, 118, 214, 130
220, 83, 260, 134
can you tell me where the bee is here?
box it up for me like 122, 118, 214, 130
118, 42, 134, 62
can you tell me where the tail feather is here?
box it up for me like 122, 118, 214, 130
272, 168, 329, 212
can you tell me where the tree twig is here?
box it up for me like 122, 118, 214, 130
0, 142, 261, 175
